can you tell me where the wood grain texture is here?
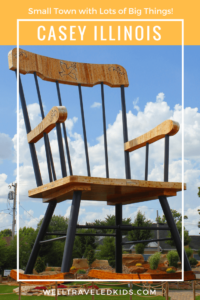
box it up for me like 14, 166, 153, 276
88, 269, 195, 280
27, 106, 67, 143
124, 120, 180, 152
107, 189, 177, 205
28, 175, 185, 204
43, 184, 91, 203
10, 269, 71, 284
8, 48, 129, 87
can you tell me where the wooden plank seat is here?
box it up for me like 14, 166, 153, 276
29, 175, 185, 205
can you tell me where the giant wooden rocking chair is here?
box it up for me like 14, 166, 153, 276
8, 48, 191, 275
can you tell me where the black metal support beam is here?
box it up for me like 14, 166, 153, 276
159, 196, 191, 271
46, 135, 57, 181
164, 135, 169, 182
77, 233, 116, 236
61, 191, 82, 272
77, 225, 117, 230
25, 201, 57, 274
77, 225, 170, 231
120, 86, 131, 179
40, 232, 116, 244
161, 134, 191, 271
56, 81, 73, 175
78, 84, 91, 177
115, 204, 122, 273
101, 83, 109, 178
115, 85, 131, 274
119, 226, 170, 231
43, 133, 53, 182
17, 72, 43, 187
40, 236, 66, 243
56, 123, 67, 177
34, 72, 45, 120
34, 72, 56, 181
122, 237, 173, 245
45, 226, 169, 236
145, 143, 149, 181
34, 73, 52, 181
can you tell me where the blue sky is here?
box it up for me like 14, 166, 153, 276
0, 45, 200, 235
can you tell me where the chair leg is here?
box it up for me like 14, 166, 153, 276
24, 200, 57, 274
159, 196, 191, 271
61, 191, 82, 272
115, 204, 122, 273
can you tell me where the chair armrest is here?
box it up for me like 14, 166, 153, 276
27, 106, 67, 143
124, 120, 179, 152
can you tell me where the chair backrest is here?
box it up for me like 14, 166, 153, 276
8, 48, 131, 188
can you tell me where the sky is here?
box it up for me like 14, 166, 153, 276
0, 45, 200, 236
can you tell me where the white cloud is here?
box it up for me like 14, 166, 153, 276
19, 209, 44, 229
65, 117, 78, 133
64, 204, 86, 220
0, 212, 12, 230
91, 102, 101, 108
0, 133, 13, 162
124, 205, 154, 222
156, 92, 165, 103
78, 207, 115, 224
133, 97, 140, 111
0, 174, 11, 203
184, 205, 200, 236
64, 206, 71, 219
23, 209, 34, 218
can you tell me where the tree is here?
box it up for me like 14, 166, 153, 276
19, 227, 37, 249
6, 237, 17, 270
149, 252, 161, 270
45, 240, 65, 267
135, 243, 145, 254
176, 222, 191, 246
0, 238, 8, 272
36, 215, 68, 265
197, 249, 200, 257
73, 229, 97, 259
156, 209, 191, 246
185, 247, 193, 259
96, 237, 115, 268
128, 211, 153, 244
37, 215, 68, 233
85, 245, 95, 266
167, 251, 179, 268
0, 216, 70, 271
89, 215, 132, 234
0, 229, 12, 237
34, 257, 45, 273
156, 209, 188, 224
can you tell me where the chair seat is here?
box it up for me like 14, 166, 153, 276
28, 176, 185, 205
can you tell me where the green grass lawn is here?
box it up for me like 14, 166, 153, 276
0, 284, 169, 300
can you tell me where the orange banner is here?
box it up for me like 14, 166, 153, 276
19, 21, 182, 46
0, 0, 200, 45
